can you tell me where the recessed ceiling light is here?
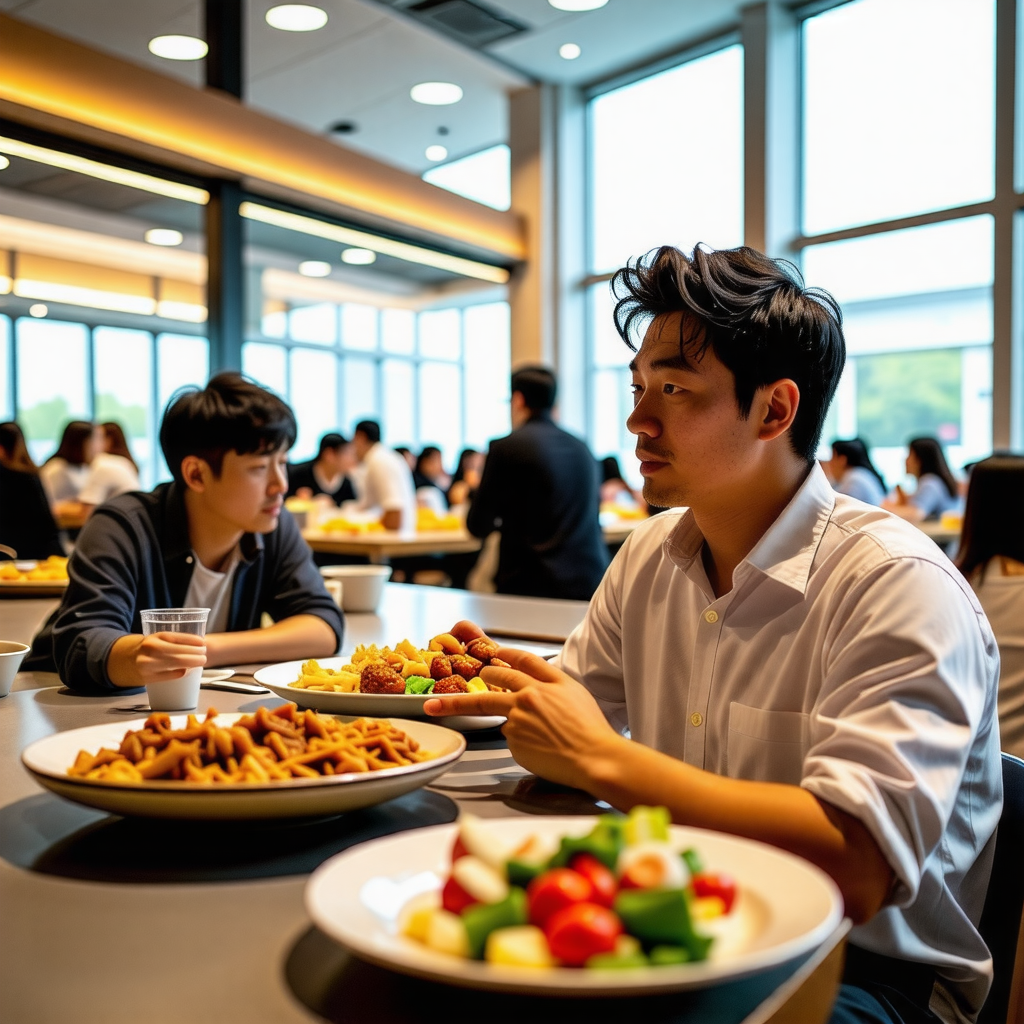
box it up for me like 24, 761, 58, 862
298, 260, 332, 277
265, 5, 328, 31
0, 155, 9, 170
559, 42, 582, 59
341, 248, 377, 265
148, 35, 208, 61
549, 0, 608, 10
145, 228, 184, 246
410, 82, 463, 106
425, 145, 448, 162
29, 303, 48, 318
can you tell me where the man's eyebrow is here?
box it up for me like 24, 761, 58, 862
629, 354, 695, 374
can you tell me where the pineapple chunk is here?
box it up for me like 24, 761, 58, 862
424, 909, 470, 958
485, 926, 555, 968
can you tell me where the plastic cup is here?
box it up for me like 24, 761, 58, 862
139, 608, 210, 711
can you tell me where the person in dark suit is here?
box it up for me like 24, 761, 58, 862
467, 366, 609, 600
287, 432, 356, 505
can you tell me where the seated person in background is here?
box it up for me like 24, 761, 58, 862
446, 448, 483, 509
40, 420, 95, 505
956, 454, 1024, 759
395, 446, 416, 472
348, 420, 417, 533
600, 454, 646, 512
27, 373, 342, 695
0, 421, 63, 559
287, 432, 356, 505
824, 437, 886, 505
413, 446, 450, 513
57, 421, 142, 524
466, 366, 609, 601
429, 244, 1001, 1024
883, 436, 961, 521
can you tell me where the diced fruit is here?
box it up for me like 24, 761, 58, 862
451, 855, 509, 905
527, 868, 594, 929
649, 945, 692, 966
442, 874, 479, 915
512, 832, 560, 866
545, 902, 623, 967
463, 889, 529, 959
458, 813, 515, 872
569, 853, 617, 908
613, 888, 713, 962
690, 896, 727, 922
623, 806, 671, 846
450, 835, 469, 864
691, 872, 737, 914
465, 678, 487, 693
585, 951, 649, 970
424, 909, 470, 958
614, 933, 642, 957
398, 892, 441, 943
484, 925, 555, 968
617, 841, 689, 890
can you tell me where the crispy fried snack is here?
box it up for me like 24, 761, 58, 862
66, 704, 431, 784
0, 556, 69, 582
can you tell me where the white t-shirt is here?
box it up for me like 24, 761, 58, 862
183, 547, 242, 635
555, 464, 1001, 1024
355, 443, 417, 534
79, 453, 140, 505
40, 458, 90, 504
973, 562, 1024, 759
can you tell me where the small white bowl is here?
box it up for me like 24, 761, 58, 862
320, 565, 392, 613
0, 641, 30, 697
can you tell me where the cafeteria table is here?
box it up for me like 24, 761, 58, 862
1, 585, 849, 1024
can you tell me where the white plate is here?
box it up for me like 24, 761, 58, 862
22, 712, 465, 820
254, 658, 506, 733
306, 818, 843, 996
201, 668, 237, 683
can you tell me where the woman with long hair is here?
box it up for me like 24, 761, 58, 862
956, 455, 1024, 756
825, 438, 886, 506
447, 448, 483, 508
883, 436, 960, 521
77, 420, 140, 507
0, 422, 63, 558
41, 420, 96, 504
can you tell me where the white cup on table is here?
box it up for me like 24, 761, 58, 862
139, 607, 210, 711
0, 641, 30, 698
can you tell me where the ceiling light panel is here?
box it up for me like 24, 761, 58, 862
341, 248, 377, 265
266, 5, 329, 31
410, 82, 464, 106
145, 229, 184, 247
298, 260, 333, 277
425, 145, 448, 161
559, 43, 581, 59
148, 35, 209, 60
548, 0, 609, 10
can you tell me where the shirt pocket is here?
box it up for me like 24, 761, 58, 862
726, 702, 809, 785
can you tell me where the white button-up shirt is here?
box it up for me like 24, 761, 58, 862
556, 465, 1001, 1024
355, 443, 418, 535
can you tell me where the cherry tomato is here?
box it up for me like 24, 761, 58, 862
569, 853, 617, 908
527, 868, 594, 928
691, 872, 737, 913
441, 874, 478, 915
450, 836, 470, 864
545, 902, 623, 966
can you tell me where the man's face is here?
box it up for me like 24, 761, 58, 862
197, 447, 289, 534
352, 433, 371, 461
626, 313, 761, 509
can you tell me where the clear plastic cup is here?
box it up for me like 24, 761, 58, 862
139, 607, 210, 711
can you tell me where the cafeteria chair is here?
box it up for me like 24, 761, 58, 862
978, 753, 1024, 1024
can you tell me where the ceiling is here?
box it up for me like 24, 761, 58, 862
0, 0, 746, 176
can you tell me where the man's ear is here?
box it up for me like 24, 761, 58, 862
757, 379, 800, 442
180, 454, 210, 492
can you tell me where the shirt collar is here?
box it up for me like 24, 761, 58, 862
665, 463, 836, 596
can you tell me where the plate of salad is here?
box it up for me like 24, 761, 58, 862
305, 807, 843, 994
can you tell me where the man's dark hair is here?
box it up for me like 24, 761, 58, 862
317, 432, 348, 456
612, 245, 846, 462
354, 420, 381, 444
511, 365, 557, 413
160, 372, 297, 484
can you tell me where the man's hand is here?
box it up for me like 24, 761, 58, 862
424, 635, 622, 789
107, 631, 207, 689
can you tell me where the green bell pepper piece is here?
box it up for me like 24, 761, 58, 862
649, 945, 692, 966
506, 859, 545, 888
461, 888, 528, 959
613, 889, 713, 962
681, 847, 703, 876
549, 815, 626, 872
585, 951, 650, 970
404, 676, 435, 695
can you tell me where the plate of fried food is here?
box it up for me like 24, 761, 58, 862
253, 631, 507, 732
0, 556, 70, 596
21, 703, 465, 819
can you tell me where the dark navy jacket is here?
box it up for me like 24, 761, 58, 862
27, 482, 344, 693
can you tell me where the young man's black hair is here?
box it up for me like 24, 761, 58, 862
353, 420, 382, 444
612, 245, 845, 463
317, 432, 349, 456
160, 372, 297, 483
510, 366, 557, 413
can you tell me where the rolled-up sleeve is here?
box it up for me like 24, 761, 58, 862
802, 556, 1000, 906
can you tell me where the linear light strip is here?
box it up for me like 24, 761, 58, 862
240, 202, 510, 285
12, 279, 207, 321
0, 136, 209, 205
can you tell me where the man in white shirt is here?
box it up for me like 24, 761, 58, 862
350, 420, 417, 534
427, 244, 1002, 1024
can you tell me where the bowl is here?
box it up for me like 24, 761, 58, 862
320, 565, 392, 612
0, 641, 30, 697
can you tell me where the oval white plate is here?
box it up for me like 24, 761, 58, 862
22, 713, 465, 820
254, 658, 505, 733
306, 818, 843, 996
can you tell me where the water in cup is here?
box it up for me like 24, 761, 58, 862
139, 608, 210, 711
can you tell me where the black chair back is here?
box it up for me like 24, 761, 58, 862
978, 753, 1024, 1024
